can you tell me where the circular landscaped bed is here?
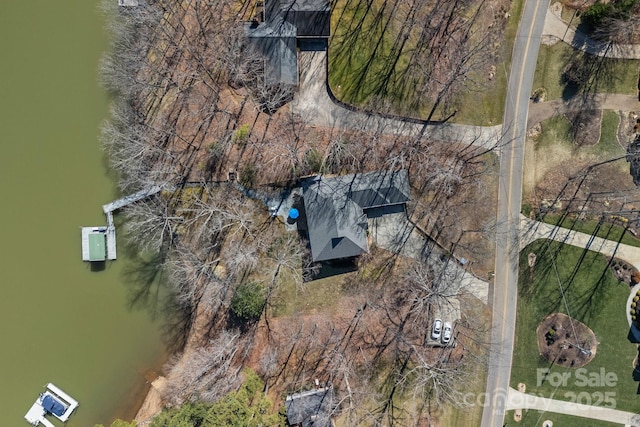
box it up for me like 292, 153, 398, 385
537, 313, 597, 368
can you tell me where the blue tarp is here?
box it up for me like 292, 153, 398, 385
42, 395, 66, 417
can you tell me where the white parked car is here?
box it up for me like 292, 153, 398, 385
442, 322, 453, 344
431, 319, 442, 340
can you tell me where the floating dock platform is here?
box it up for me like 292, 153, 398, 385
81, 226, 116, 261
82, 185, 163, 262
25, 383, 79, 426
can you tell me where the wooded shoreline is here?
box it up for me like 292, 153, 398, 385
99, 0, 503, 425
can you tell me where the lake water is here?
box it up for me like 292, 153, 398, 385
0, 2, 166, 425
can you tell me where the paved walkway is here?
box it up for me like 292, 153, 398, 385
520, 215, 640, 269
528, 5, 640, 129
543, 7, 640, 59
507, 387, 640, 425
292, 51, 503, 153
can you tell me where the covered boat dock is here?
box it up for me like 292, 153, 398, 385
25, 383, 79, 426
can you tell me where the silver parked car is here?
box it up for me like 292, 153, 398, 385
442, 322, 453, 344
431, 319, 442, 340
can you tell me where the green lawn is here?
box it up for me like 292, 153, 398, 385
511, 240, 639, 413
269, 272, 349, 317
530, 111, 638, 247
452, 0, 524, 126
560, 4, 584, 28
596, 110, 624, 155
328, 0, 523, 125
536, 114, 573, 149
532, 43, 639, 101
535, 110, 624, 158
505, 410, 622, 427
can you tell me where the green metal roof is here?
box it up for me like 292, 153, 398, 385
88, 233, 106, 261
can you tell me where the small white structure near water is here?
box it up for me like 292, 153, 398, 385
118, 0, 139, 6
81, 186, 163, 262
81, 223, 116, 262
24, 383, 79, 426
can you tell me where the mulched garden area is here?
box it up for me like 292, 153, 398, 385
537, 312, 597, 368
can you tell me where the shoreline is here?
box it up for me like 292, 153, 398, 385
133, 376, 167, 426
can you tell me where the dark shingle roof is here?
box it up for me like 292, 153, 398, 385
280, 0, 330, 37
244, 21, 298, 86
303, 170, 410, 262
245, 0, 330, 85
285, 387, 333, 427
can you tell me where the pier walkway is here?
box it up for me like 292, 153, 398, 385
82, 186, 163, 262
102, 185, 163, 214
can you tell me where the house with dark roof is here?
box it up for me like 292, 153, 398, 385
285, 387, 334, 427
303, 170, 410, 262
278, 0, 330, 38
245, 20, 299, 86
245, 0, 330, 86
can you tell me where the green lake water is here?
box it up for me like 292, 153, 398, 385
0, 2, 166, 426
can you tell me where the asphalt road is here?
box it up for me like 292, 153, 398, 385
480, 1, 550, 426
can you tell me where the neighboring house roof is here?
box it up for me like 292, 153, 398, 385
245, 0, 330, 86
285, 387, 333, 427
245, 20, 298, 86
303, 170, 410, 262
279, 0, 330, 37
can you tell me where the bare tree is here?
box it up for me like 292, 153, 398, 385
404, 261, 463, 318
264, 233, 314, 289
401, 345, 472, 409
180, 187, 255, 247
123, 196, 183, 253
163, 329, 242, 406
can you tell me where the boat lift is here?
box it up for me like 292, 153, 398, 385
24, 383, 79, 426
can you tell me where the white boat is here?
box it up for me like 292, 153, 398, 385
25, 383, 79, 426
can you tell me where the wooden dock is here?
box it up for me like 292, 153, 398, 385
102, 185, 162, 214
106, 212, 116, 260
83, 186, 162, 262
81, 226, 116, 261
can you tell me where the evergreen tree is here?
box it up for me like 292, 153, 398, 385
151, 370, 284, 427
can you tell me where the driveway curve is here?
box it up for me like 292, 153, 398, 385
543, 8, 640, 59
291, 51, 503, 153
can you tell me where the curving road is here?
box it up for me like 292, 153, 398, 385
480, 1, 550, 426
